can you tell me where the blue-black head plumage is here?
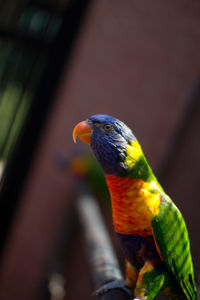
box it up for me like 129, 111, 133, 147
86, 114, 136, 176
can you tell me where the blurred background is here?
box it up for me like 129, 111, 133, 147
0, 0, 200, 299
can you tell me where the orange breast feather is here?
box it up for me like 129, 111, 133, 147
105, 175, 161, 234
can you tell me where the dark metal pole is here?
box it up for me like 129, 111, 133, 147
76, 194, 131, 300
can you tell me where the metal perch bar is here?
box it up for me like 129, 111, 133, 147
76, 193, 131, 299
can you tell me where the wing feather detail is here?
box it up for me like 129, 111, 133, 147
151, 193, 197, 300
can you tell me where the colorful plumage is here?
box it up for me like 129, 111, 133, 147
73, 114, 197, 300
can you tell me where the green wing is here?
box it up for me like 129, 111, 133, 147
151, 193, 197, 300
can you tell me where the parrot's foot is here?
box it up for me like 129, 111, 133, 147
94, 279, 131, 296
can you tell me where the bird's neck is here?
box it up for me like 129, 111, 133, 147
124, 141, 155, 181
105, 174, 161, 234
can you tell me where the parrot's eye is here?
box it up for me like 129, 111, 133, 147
103, 124, 113, 132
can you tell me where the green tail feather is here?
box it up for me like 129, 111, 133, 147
180, 275, 197, 300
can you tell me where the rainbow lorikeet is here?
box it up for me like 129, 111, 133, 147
73, 114, 197, 300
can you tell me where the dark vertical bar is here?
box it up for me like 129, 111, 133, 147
0, 0, 91, 257
157, 77, 200, 183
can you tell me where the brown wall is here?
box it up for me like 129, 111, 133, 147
0, 0, 200, 299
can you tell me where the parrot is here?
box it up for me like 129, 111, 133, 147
73, 114, 197, 300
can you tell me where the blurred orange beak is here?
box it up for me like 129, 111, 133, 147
73, 121, 92, 145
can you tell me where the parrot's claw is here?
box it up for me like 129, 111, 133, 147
94, 279, 131, 297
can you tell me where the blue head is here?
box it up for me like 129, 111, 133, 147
73, 114, 136, 176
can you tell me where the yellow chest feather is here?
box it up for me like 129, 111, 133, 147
105, 175, 161, 234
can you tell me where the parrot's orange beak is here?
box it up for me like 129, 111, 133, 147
73, 121, 92, 145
